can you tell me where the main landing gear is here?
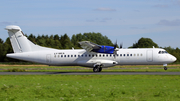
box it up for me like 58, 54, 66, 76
93, 65, 102, 72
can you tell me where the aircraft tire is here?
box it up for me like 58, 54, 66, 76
93, 67, 99, 72
99, 67, 102, 72
164, 67, 167, 70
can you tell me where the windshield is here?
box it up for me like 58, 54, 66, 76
158, 51, 168, 54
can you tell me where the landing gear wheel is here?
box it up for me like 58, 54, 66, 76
99, 67, 102, 72
93, 67, 99, 72
164, 67, 167, 70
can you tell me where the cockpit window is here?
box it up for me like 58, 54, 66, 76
158, 51, 168, 54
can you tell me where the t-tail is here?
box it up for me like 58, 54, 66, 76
5, 25, 58, 64
5, 25, 55, 53
6, 25, 33, 53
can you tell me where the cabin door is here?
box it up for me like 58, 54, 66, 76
146, 50, 153, 62
46, 54, 51, 63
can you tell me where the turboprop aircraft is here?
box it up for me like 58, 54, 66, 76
5, 25, 177, 72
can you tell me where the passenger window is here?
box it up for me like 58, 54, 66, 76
78, 55, 80, 57
68, 55, 69, 57
89, 54, 91, 57
61, 55, 63, 57
110, 54, 112, 57
74, 55, 76, 57
96, 54, 98, 57
85, 55, 87, 57
127, 54, 129, 56
64, 55, 66, 57
137, 54, 139, 56
130, 54, 132, 56
134, 54, 136, 56
120, 54, 122, 56
106, 54, 108, 57
92, 54, 94, 57
71, 55, 73, 57
103, 54, 105, 57
124, 54, 125, 56
81, 55, 83, 57
141, 54, 143, 56
99, 54, 101, 57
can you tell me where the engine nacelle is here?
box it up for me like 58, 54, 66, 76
92, 45, 115, 54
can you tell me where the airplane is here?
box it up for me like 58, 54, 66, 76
5, 25, 177, 72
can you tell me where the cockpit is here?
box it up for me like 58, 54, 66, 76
158, 51, 168, 54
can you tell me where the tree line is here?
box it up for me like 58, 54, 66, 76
0, 33, 179, 63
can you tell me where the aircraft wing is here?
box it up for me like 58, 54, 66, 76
78, 41, 101, 52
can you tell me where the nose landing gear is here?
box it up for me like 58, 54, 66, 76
164, 66, 167, 70
163, 64, 167, 70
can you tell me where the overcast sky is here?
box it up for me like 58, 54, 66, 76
0, 0, 180, 48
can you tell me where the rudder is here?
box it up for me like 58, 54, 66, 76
5, 25, 32, 53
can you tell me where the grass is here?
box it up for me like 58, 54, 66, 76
0, 75, 180, 101
0, 65, 180, 100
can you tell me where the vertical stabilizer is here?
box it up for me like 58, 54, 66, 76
5, 25, 32, 53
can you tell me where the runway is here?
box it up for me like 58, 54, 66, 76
0, 72, 180, 75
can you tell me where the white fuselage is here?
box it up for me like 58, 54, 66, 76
7, 48, 176, 68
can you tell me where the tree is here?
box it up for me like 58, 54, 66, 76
131, 37, 159, 48
28, 33, 36, 44
60, 34, 72, 49
36, 35, 46, 46
2, 38, 19, 62
0, 38, 4, 61
71, 32, 114, 48
54, 34, 60, 40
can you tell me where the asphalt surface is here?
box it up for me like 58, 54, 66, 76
0, 72, 180, 75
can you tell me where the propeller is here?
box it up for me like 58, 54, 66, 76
113, 41, 123, 59
113, 40, 118, 59
114, 40, 118, 49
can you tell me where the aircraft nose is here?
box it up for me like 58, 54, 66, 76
171, 56, 177, 62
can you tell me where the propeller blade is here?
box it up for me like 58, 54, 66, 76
120, 42, 123, 49
114, 40, 117, 49
113, 51, 117, 59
